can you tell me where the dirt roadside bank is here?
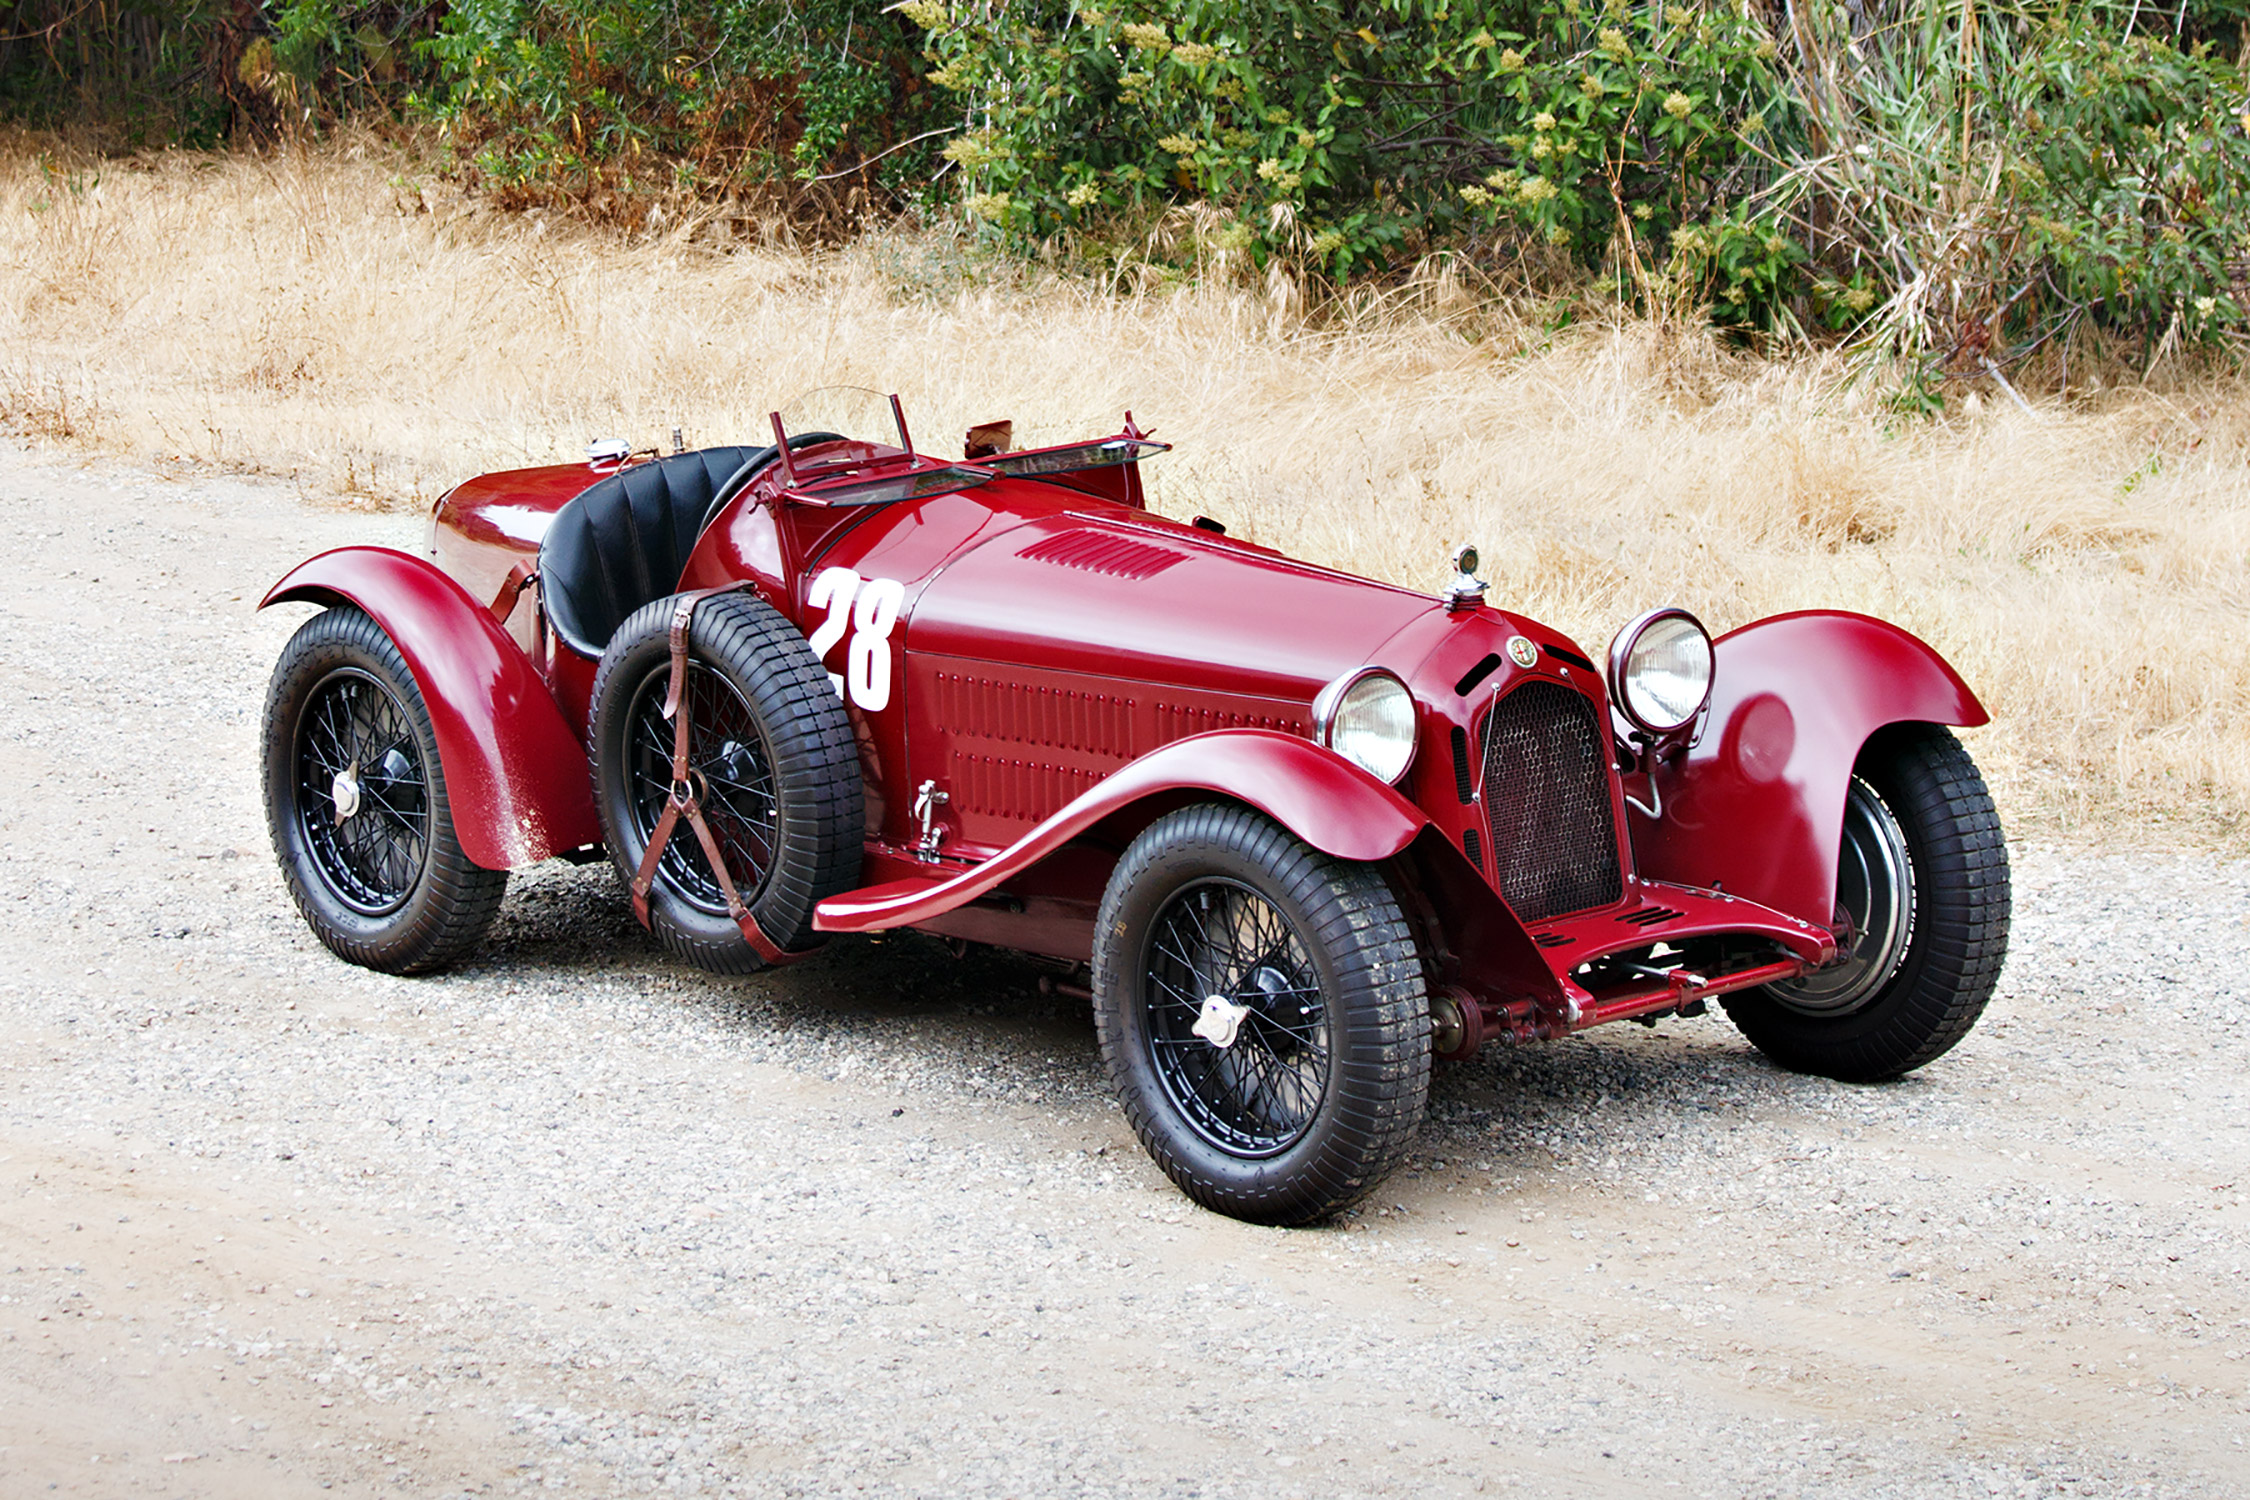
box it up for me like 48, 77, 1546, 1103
1, 443, 2245, 1498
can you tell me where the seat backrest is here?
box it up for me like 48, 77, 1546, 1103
537, 445, 771, 658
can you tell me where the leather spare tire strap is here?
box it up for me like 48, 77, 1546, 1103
629, 586, 808, 966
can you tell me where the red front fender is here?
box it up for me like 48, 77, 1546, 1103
1632, 611, 1988, 928
817, 730, 1565, 1010
261, 547, 600, 870
817, 730, 1431, 932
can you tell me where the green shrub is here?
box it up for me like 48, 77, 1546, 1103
1774, 1, 2250, 387
415, 0, 942, 226
2000, 21, 2249, 348
1445, 0, 1801, 326
254, 2, 441, 114
909, 0, 1797, 307
912, 0, 2248, 377
911, 0, 1509, 277
0, 1, 242, 144
0, 2, 444, 141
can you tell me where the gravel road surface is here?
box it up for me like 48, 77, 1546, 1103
2, 444, 2247, 1499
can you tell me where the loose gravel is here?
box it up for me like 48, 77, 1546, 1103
2, 443, 2247, 1498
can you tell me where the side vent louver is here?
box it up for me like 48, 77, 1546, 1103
1450, 726, 1475, 804
1461, 827, 1483, 869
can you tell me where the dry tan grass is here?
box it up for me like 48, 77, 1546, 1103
4, 139, 2245, 843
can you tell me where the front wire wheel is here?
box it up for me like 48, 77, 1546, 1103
1144, 877, 1332, 1157
1094, 803, 1431, 1225
263, 606, 507, 974
1722, 724, 2011, 1081
295, 666, 427, 913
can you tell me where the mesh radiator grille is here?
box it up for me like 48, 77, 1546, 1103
1478, 680, 1623, 923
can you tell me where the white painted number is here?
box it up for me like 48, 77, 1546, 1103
847, 577, 906, 712
805, 567, 856, 694
805, 566, 903, 712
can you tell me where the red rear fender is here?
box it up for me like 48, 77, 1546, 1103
1631, 611, 1988, 927
261, 547, 600, 870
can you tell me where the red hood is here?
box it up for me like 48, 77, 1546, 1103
903, 510, 1435, 701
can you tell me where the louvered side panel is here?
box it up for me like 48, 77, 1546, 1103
907, 652, 1319, 855
951, 753, 1103, 822
911, 655, 1141, 849
931, 670, 1136, 757
1150, 700, 1313, 745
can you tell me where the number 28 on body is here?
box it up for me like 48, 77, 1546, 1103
806, 567, 905, 712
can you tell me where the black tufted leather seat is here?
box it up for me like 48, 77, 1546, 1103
537, 446, 774, 658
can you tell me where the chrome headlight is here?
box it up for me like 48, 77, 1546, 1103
1606, 607, 1714, 736
1312, 667, 1418, 784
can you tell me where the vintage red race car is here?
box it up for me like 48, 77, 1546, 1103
259, 389, 2010, 1224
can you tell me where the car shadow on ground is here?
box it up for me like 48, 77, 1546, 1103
458, 856, 1912, 1182
464, 856, 1109, 1092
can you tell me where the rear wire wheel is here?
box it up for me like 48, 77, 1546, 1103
262, 606, 507, 974
1722, 724, 2010, 1081
1093, 803, 1430, 1225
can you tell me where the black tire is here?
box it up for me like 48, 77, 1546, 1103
590, 591, 862, 974
1092, 803, 1431, 1225
262, 606, 508, 975
1721, 724, 2010, 1081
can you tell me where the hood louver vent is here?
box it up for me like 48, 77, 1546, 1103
1016, 529, 1187, 581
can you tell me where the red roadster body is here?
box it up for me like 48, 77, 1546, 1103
260, 392, 2009, 1222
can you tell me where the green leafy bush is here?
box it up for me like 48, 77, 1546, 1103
910, 0, 1796, 306
912, 0, 1502, 276
251, 2, 440, 114
2, 1, 940, 232
0, 1, 244, 144
416, 0, 942, 227
1772, 2, 2250, 388
1445, 0, 1800, 326
912, 0, 2248, 376
0, 2, 444, 141
1997, 20, 2249, 348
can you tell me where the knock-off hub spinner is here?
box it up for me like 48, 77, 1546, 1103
1192, 994, 1251, 1049
331, 762, 362, 825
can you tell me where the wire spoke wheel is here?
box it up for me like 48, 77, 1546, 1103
1762, 776, 1914, 1017
293, 667, 429, 915
1093, 803, 1431, 1226
263, 606, 507, 975
590, 591, 863, 975
1143, 878, 1331, 1157
623, 660, 781, 915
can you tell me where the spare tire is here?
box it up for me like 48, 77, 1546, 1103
589, 591, 864, 973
